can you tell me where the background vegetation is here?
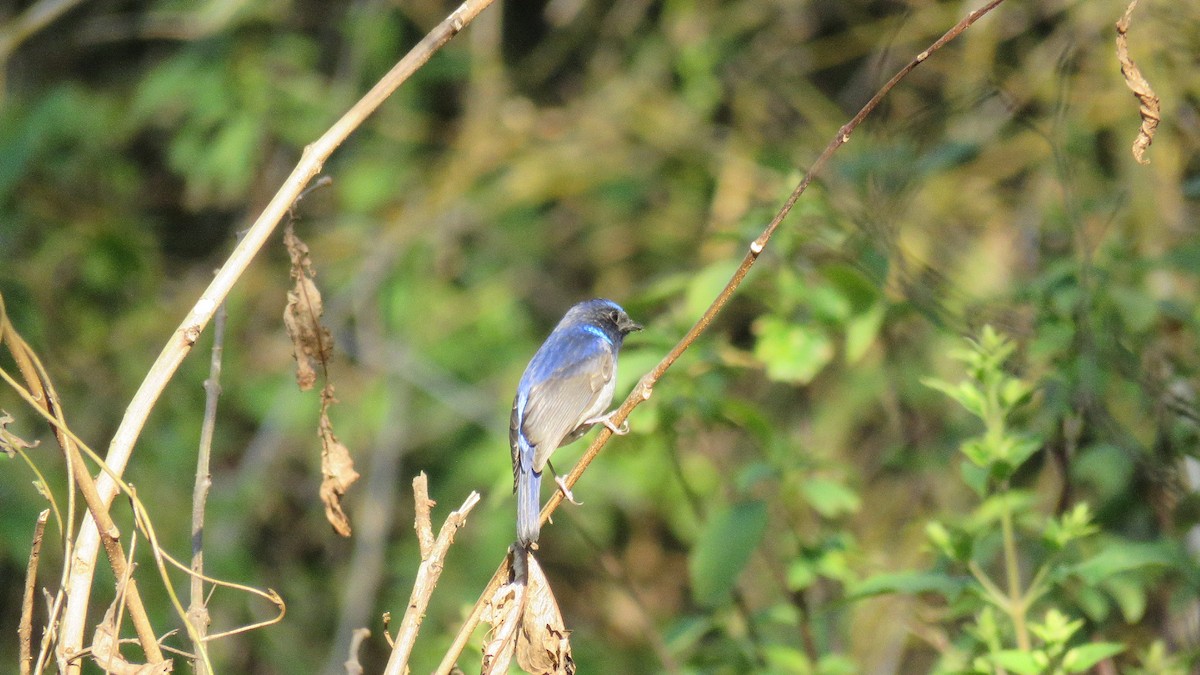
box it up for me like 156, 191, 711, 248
2, 0, 1199, 672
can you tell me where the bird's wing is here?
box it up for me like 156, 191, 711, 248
519, 332, 615, 473
510, 392, 528, 486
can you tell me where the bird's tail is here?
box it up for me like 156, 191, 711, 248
516, 465, 541, 547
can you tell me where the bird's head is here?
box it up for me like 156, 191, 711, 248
569, 298, 643, 337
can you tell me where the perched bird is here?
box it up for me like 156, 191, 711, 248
511, 299, 642, 548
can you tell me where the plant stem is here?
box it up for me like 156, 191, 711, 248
998, 483, 1030, 651
189, 301, 227, 675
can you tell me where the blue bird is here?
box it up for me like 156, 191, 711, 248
511, 299, 642, 548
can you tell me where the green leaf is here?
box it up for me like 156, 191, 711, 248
844, 302, 884, 364
921, 377, 986, 419
1029, 608, 1081, 644
1104, 572, 1149, 622
971, 490, 1037, 528
960, 460, 989, 497
1162, 240, 1200, 273
763, 644, 812, 673
787, 558, 817, 591
848, 571, 967, 601
815, 544, 857, 584
753, 317, 835, 383
663, 615, 711, 654
808, 284, 852, 323
1073, 443, 1134, 502
816, 654, 858, 675
735, 461, 778, 493
961, 437, 991, 468
1062, 643, 1125, 672
925, 521, 954, 558
1071, 541, 1179, 585
689, 501, 769, 606
822, 263, 879, 312
1000, 377, 1033, 409
686, 260, 740, 320
1044, 503, 1099, 548
999, 435, 1043, 473
925, 520, 974, 562
988, 649, 1045, 674
801, 478, 860, 518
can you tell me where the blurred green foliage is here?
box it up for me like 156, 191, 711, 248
2, 0, 1200, 673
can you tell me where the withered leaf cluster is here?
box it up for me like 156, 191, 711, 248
482, 552, 575, 675
283, 225, 360, 537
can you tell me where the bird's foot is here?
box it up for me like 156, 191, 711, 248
584, 409, 629, 435
555, 475, 583, 505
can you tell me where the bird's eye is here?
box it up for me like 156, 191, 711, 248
609, 310, 620, 323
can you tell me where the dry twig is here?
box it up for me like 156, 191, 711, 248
0, 0, 89, 69
19, 509, 49, 675
344, 628, 371, 675
382, 474, 481, 675
0, 358, 287, 670
189, 300, 228, 675
0, 296, 166, 667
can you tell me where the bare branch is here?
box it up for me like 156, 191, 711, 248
189, 300, 228, 675
0, 0, 89, 69
383, 478, 481, 675
414, 473, 436, 558
19, 509, 49, 675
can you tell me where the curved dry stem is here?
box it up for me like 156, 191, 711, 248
52, 0, 498, 668
434, 2, 1009, 671
1, 364, 281, 669
0, 295, 70, 542
128, 494, 288, 645
0, 297, 80, 674
0, 336, 163, 664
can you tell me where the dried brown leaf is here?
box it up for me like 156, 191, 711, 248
481, 578, 524, 675
0, 411, 39, 457
319, 387, 359, 537
283, 225, 333, 391
1115, 0, 1160, 165
517, 554, 575, 675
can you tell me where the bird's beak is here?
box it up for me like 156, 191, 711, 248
624, 320, 643, 333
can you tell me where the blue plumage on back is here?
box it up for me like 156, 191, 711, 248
511, 299, 642, 547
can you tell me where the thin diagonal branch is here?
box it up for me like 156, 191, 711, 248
0, 0, 90, 65
55, 0, 498, 668
19, 509, 49, 675
539, 0, 1009, 546
434, 2, 1009, 671
189, 300, 228, 675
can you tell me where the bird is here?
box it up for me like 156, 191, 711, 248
511, 298, 642, 548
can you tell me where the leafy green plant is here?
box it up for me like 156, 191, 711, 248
855, 327, 1136, 673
